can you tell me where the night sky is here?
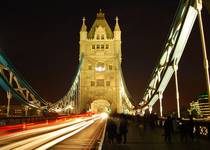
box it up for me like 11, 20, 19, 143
0, 0, 210, 114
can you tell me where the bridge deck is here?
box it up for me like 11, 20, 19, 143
102, 119, 210, 150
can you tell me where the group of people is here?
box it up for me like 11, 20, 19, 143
163, 115, 195, 143
106, 113, 196, 144
106, 114, 128, 144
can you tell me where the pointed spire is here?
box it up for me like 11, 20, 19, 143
114, 16, 121, 31
96, 9, 105, 19
80, 17, 87, 31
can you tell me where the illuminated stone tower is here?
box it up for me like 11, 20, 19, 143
79, 10, 122, 113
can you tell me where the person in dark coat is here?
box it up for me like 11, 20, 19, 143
119, 115, 128, 144
188, 115, 194, 141
106, 118, 117, 144
179, 118, 188, 142
164, 115, 173, 142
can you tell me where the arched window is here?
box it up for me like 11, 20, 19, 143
96, 34, 100, 40
101, 34, 104, 40
95, 62, 105, 72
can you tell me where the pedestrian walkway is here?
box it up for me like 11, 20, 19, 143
102, 119, 210, 150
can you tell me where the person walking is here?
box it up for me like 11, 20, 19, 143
188, 115, 194, 141
106, 118, 117, 144
164, 115, 173, 143
119, 115, 128, 144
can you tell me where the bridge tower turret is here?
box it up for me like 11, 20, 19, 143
79, 10, 123, 114
79, 17, 87, 60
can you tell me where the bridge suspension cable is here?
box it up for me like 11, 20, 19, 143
139, 0, 210, 116
0, 51, 49, 112
49, 55, 84, 114
119, 65, 135, 114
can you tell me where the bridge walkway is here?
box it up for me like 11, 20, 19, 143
102, 118, 210, 150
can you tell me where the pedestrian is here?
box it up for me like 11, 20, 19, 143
106, 118, 117, 144
188, 115, 194, 141
119, 115, 128, 144
179, 118, 188, 142
163, 115, 173, 143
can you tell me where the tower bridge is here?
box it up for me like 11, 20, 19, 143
0, 0, 210, 149
0, 10, 135, 115
0, 0, 209, 118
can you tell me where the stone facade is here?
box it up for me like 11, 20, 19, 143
79, 10, 122, 113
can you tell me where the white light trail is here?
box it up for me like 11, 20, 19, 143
0, 115, 102, 150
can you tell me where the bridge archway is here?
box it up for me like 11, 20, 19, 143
90, 99, 111, 113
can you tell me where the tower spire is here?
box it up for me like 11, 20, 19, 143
80, 17, 87, 31
96, 9, 105, 19
114, 16, 121, 31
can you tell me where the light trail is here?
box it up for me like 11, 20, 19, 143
0, 115, 97, 144
35, 120, 94, 150
0, 114, 103, 150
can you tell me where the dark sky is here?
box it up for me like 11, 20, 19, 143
0, 0, 210, 114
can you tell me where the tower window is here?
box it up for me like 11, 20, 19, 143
106, 81, 110, 86
101, 34, 104, 40
96, 79, 104, 86
97, 34, 100, 40
109, 65, 113, 70
92, 45, 95, 49
105, 44, 109, 49
101, 45, 104, 49
88, 65, 92, 70
91, 81, 95, 86
96, 44, 100, 49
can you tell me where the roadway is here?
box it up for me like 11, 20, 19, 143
50, 117, 106, 149
0, 113, 106, 150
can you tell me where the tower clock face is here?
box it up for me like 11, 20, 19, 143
95, 62, 105, 72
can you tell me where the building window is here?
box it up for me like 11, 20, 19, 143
109, 65, 112, 70
101, 45, 104, 49
96, 79, 104, 86
97, 34, 100, 40
91, 81, 95, 86
105, 44, 109, 49
92, 45, 95, 49
101, 34, 104, 40
106, 81, 110, 86
88, 65, 92, 70
96, 44, 100, 49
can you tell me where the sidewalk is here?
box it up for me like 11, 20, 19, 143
102, 120, 210, 150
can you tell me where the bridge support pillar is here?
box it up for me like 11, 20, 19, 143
158, 92, 163, 118
25, 106, 28, 117
149, 106, 152, 114
6, 91, 12, 117
196, 0, 210, 108
173, 61, 180, 118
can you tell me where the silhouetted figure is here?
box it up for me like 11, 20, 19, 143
143, 114, 149, 130
188, 115, 194, 141
179, 118, 188, 142
106, 118, 117, 144
149, 113, 156, 129
164, 115, 173, 142
119, 115, 128, 144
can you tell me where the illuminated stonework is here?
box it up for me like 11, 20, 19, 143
79, 10, 122, 113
